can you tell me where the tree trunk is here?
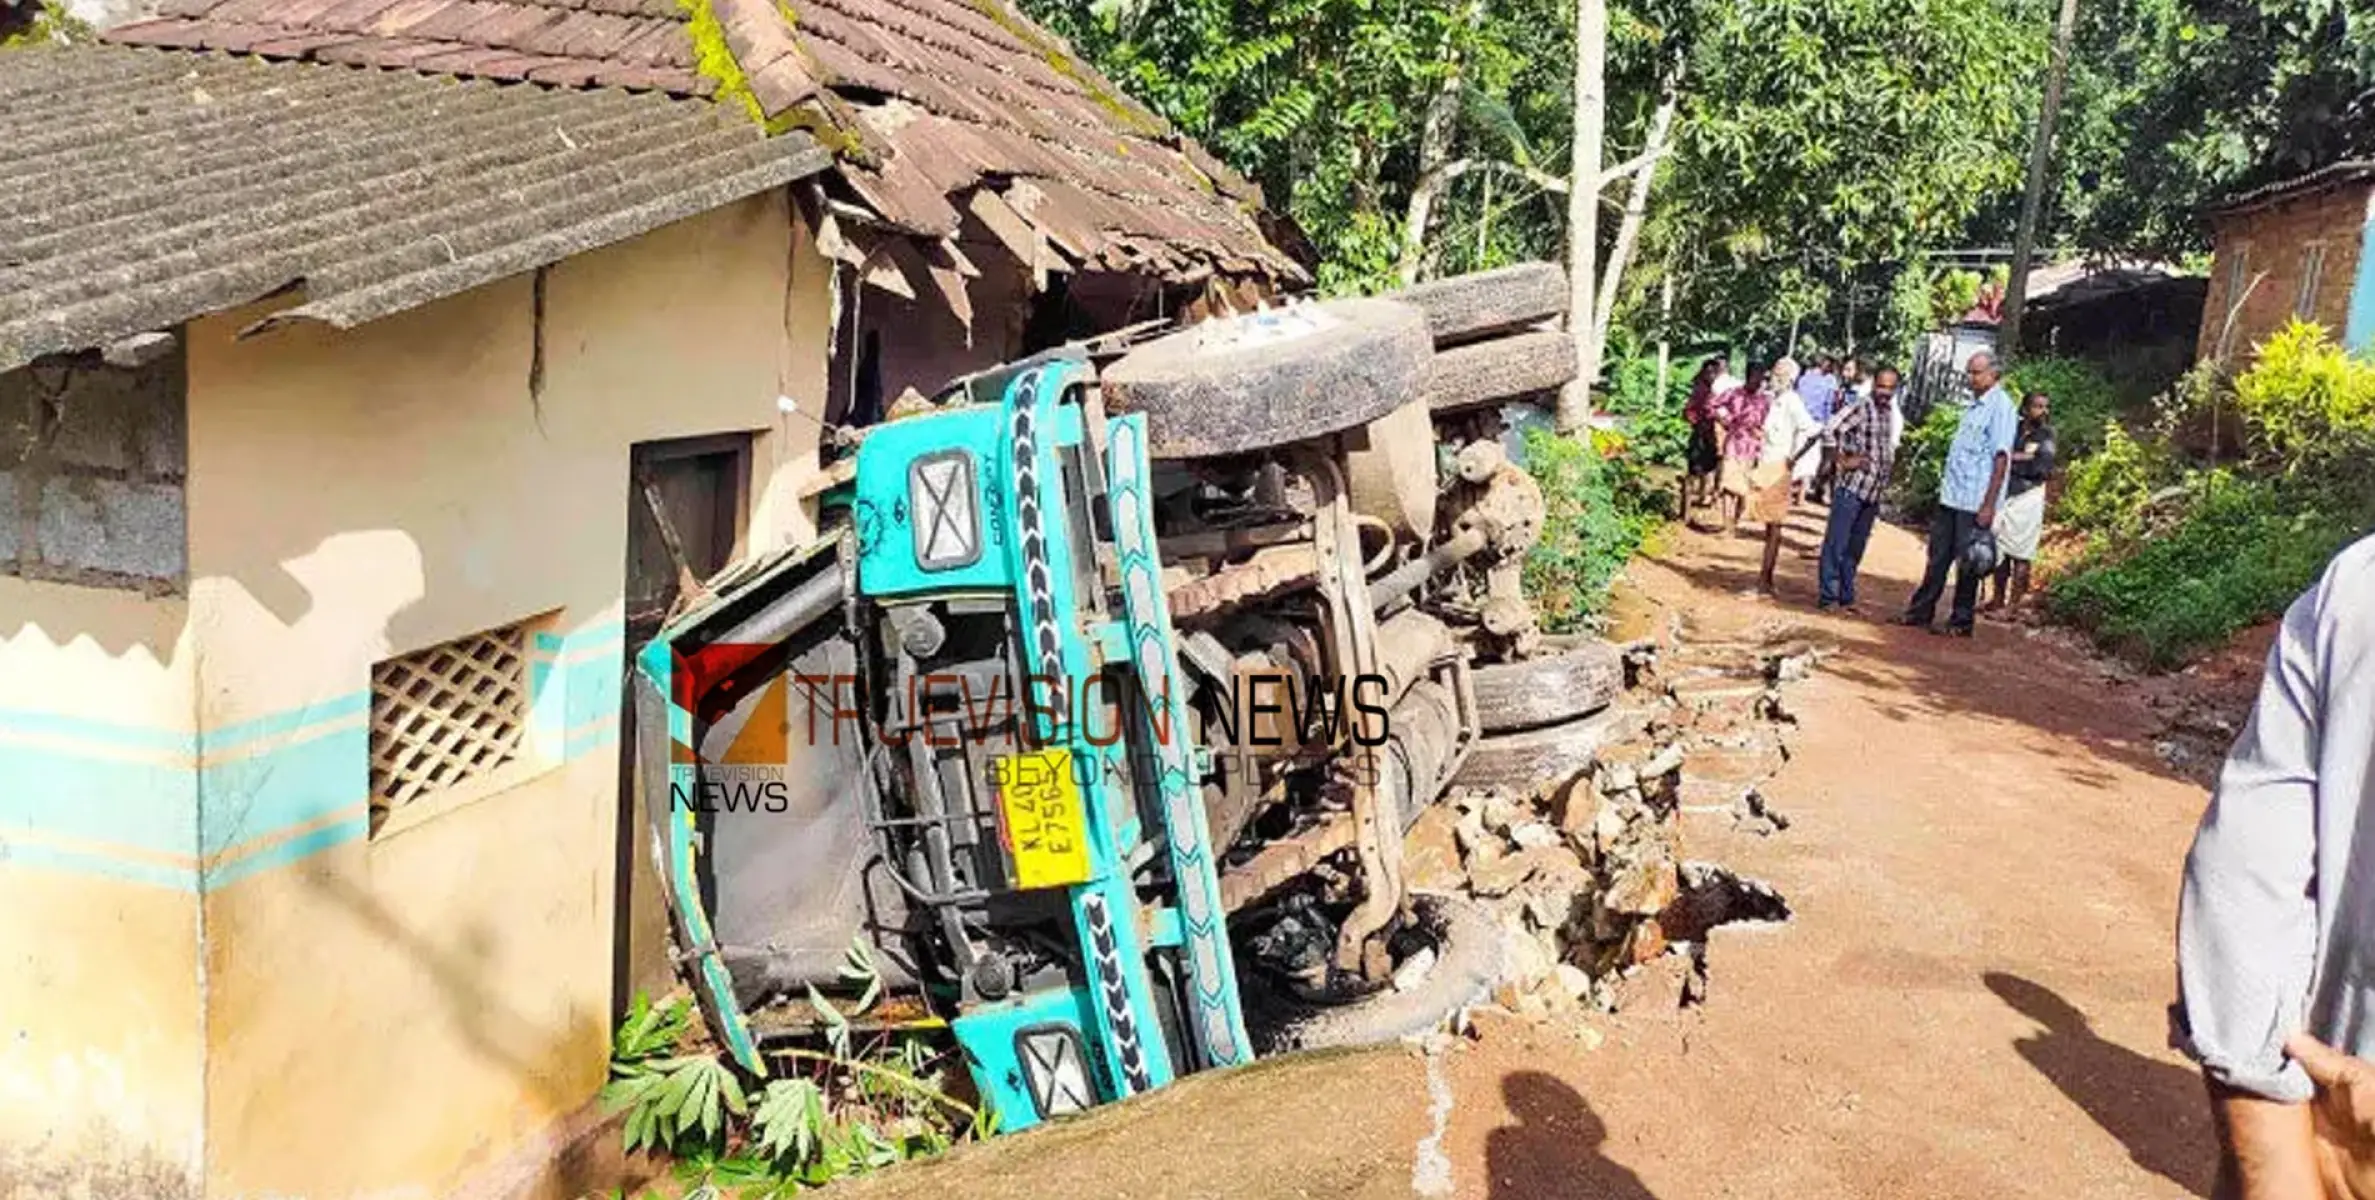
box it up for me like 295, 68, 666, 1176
1585, 67, 1681, 374
1398, 7, 1479, 286
1999, 0, 2081, 361
1655, 265, 1674, 400
1558, 0, 1609, 432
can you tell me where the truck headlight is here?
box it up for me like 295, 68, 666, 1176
909, 450, 982, 571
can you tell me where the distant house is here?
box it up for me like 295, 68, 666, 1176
0, 5, 1292, 1198
2199, 162, 2375, 359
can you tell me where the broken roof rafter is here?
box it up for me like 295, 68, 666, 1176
104, 0, 1305, 286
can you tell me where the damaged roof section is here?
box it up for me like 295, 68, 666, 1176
0, 43, 831, 373
107, 0, 1306, 286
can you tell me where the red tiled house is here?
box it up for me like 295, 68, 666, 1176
111, 0, 1305, 414
0, 5, 1296, 1199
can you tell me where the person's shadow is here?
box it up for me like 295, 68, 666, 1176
1485, 1071, 1658, 1199
1986, 972, 2218, 1196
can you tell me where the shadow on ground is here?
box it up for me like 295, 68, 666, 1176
1484, 1071, 1657, 1199
1652, 505, 2203, 791
1987, 972, 2216, 1197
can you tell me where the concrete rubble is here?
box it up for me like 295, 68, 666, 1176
1407, 623, 1818, 1027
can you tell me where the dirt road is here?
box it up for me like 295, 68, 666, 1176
830, 506, 2225, 1200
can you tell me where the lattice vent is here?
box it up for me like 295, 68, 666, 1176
369, 623, 530, 826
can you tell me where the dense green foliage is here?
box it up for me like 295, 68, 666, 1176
601, 947, 986, 1196
2048, 329, 2374, 666
1598, 330, 1698, 466
2049, 475, 2360, 667
1025, 0, 2046, 340
0, 2, 92, 47
1649, 0, 2039, 347
2231, 321, 2375, 473
1891, 402, 1963, 520
2003, 0, 2375, 257
1522, 427, 1667, 628
2005, 355, 2121, 458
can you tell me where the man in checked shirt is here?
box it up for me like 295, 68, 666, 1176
1815, 366, 1901, 615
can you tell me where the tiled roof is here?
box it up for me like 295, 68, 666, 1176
107, 0, 1304, 283
2208, 160, 2375, 218
0, 43, 831, 373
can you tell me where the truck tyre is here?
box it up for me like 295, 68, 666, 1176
1472, 642, 1622, 734
1104, 298, 1431, 459
1451, 707, 1621, 793
1263, 894, 1504, 1051
1424, 330, 1579, 414
1388, 262, 1567, 346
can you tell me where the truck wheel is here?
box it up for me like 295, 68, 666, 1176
1424, 330, 1578, 414
1472, 642, 1622, 734
1451, 707, 1621, 793
1104, 298, 1431, 460
1262, 894, 1504, 1051
1387, 262, 1567, 346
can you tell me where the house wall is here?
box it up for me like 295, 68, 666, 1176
2198, 182, 2374, 360
176, 190, 833, 1199
0, 578, 205, 1200
0, 348, 204, 1197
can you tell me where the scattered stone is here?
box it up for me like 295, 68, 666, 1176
1550, 774, 1601, 836
1453, 809, 1490, 856
1554, 962, 1594, 1002
1480, 791, 1525, 835
1404, 807, 1467, 891
1509, 821, 1561, 850
1604, 858, 1679, 916
1468, 845, 1574, 898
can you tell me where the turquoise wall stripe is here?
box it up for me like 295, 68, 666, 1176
1, 618, 629, 890
2348, 215, 2375, 354
204, 818, 369, 891
198, 727, 369, 859
0, 741, 195, 855
0, 837, 197, 891
203, 692, 370, 753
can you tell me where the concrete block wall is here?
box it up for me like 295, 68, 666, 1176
0, 347, 189, 592
2198, 183, 2370, 360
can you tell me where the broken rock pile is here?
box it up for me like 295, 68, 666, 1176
1405, 627, 1817, 1022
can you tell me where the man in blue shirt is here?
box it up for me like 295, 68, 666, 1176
1899, 353, 2017, 636
1799, 354, 1841, 424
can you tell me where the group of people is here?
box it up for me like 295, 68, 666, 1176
1677, 349, 2058, 637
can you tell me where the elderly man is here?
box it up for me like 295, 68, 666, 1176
1898, 353, 2016, 637
2177, 536, 2375, 1198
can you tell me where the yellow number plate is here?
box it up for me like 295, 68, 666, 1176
994, 749, 1092, 890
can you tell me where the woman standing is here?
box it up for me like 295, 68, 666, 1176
1681, 357, 1727, 521
1986, 390, 2056, 612
1706, 363, 1772, 532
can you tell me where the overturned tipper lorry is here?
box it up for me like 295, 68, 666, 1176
632, 264, 1627, 1131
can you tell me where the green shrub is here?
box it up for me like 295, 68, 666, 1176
1891, 402, 1963, 518
1523, 428, 1663, 632
2233, 319, 2375, 473
2048, 476, 2361, 668
2055, 420, 2176, 540
1600, 332, 1693, 468
2004, 355, 2120, 459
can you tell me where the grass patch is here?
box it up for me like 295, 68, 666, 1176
2048, 476, 2361, 668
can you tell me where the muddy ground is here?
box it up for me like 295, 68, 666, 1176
822, 503, 2233, 1200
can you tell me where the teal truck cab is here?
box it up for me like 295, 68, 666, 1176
634, 286, 1587, 1131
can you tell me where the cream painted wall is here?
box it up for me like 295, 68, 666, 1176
0, 582, 204, 1200
180, 190, 834, 1198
